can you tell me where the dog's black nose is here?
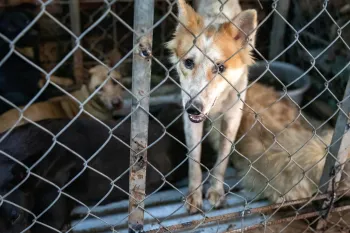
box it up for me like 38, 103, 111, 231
185, 100, 203, 116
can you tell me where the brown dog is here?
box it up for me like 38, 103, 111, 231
0, 65, 124, 133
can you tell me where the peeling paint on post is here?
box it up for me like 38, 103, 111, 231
316, 76, 350, 230
128, 1, 154, 233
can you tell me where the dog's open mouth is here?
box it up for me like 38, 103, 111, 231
188, 114, 205, 123
114, 101, 123, 110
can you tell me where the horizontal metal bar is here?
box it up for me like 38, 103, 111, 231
146, 190, 349, 233
229, 204, 350, 233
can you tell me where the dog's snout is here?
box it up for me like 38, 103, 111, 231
185, 100, 203, 116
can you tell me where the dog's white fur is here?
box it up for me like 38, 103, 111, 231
237, 83, 350, 202
209, 83, 350, 203
196, 0, 242, 25
230, 83, 341, 202
167, 0, 256, 213
169, 0, 350, 214
235, 127, 333, 202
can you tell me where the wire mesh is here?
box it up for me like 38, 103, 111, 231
0, 0, 349, 233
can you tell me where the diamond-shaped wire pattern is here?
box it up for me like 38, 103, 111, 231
0, 0, 349, 232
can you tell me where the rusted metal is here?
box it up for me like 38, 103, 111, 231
146, 190, 348, 233
316, 76, 350, 231
228, 205, 350, 233
128, 0, 154, 232
69, 0, 84, 85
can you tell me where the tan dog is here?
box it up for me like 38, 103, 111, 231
221, 82, 350, 203
0, 65, 123, 133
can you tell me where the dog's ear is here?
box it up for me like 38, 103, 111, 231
230, 9, 258, 49
107, 48, 121, 67
105, 48, 126, 75
88, 66, 98, 75
176, 0, 203, 32
86, 66, 100, 85
110, 69, 122, 81
82, 69, 92, 85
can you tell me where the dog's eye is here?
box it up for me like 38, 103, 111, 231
184, 59, 194, 70
10, 209, 20, 224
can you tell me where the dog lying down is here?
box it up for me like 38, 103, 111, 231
0, 65, 124, 134
0, 86, 348, 233
0, 104, 204, 233
210, 82, 350, 203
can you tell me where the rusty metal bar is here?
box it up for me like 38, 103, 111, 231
69, 0, 84, 85
316, 76, 350, 230
228, 205, 350, 233
128, 0, 154, 232
146, 190, 349, 233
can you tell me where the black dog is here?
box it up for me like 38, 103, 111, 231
0, 5, 44, 115
0, 104, 217, 233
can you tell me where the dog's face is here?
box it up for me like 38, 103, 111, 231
88, 65, 124, 111
0, 190, 32, 233
167, 0, 257, 123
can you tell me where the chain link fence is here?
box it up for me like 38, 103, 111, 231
0, 0, 349, 232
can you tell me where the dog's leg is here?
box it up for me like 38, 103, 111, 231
184, 113, 204, 214
206, 100, 244, 207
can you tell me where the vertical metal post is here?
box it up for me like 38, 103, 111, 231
128, 0, 154, 232
69, 0, 84, 85
316, 77, 350, 230
269, 0, 291, 60
112, 4, 118, 53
